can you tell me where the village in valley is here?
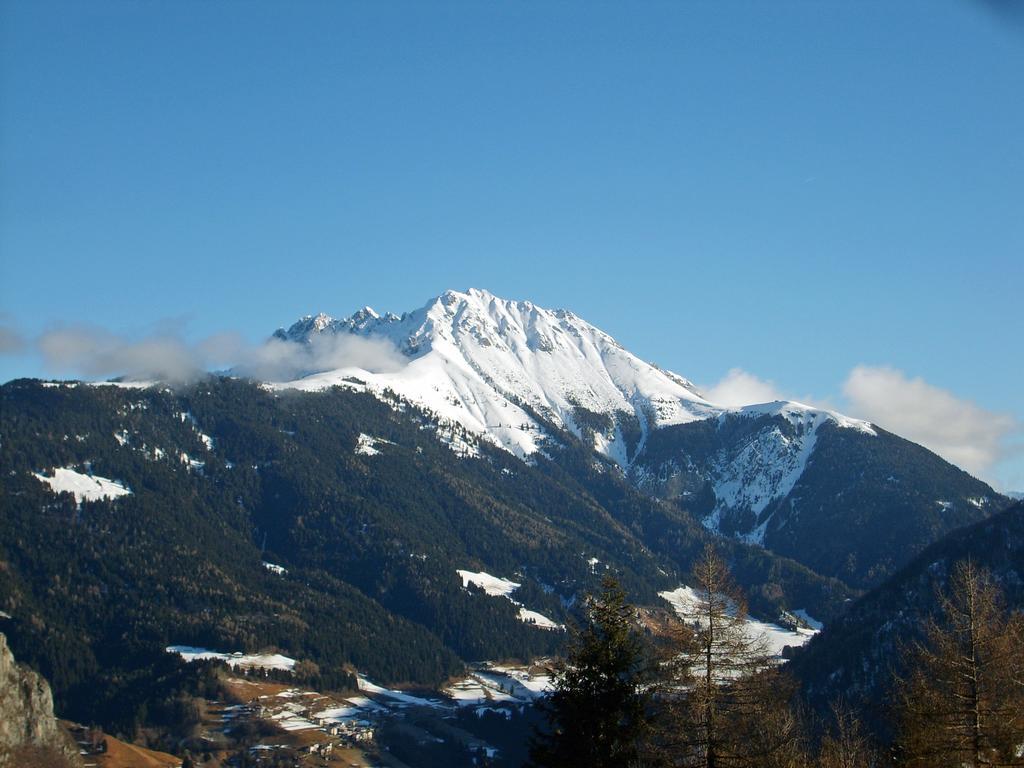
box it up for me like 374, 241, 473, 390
68, 652, 555, 768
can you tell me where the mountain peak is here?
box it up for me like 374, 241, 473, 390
272, 312, 335, 342
268, 289, 718, 460
268, 289, 874, 467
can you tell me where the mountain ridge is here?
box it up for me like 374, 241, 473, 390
269, 288, 876, 463
262, 288, 1005, 586
0, 375, 853, 735
789, 500, 1024, 732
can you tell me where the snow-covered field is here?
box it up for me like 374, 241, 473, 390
658, 586, 819, 658
518, 607, 561, 629
34, 467, 131, 503
458, 569, 521, 598
356, 676, 448, 709
444, 663, 553, 706
166, 645, 296, 671
792, 609, 823, 631
312, 697, 383, 723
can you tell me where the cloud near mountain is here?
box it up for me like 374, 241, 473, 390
25, 326, 406, 384
703, 365, 1021, 486
842, 365, 1020, 485
701, 368, 789, 407
6, 290, 1020, 488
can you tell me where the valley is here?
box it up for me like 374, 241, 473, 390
3, 1, 1020, 763
1, 291, 1018, 767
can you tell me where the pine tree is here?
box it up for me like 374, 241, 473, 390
529, 575, 651, 768
653, 545, 805, 768
895, 559, 1024, 767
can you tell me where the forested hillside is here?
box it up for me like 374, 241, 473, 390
789, 501, 1024, 731
633, 414, 1004, 588
0, 376, 849, 736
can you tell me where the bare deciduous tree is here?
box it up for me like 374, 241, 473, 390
818, 700, 878, 768
895, 560, 1024, 767
652, 545, 807, 768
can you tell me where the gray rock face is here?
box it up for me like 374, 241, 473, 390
0, 633, 82, 768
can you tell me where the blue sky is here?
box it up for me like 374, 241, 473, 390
1, 0, 1021, 488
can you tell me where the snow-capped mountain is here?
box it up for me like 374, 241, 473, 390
268, 289, 1004, 587
270, 288, 869, 462
271, 288, 722, 462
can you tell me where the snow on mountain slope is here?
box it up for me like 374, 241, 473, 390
699, 403, 877, 544
266, 289, 874, 476
658, 586, 818, 658
270, 289, 722, 459
458, 569, 563, 630
166, 645, 296, 671
34, 467, 132, 503
273, 291, 689, 454
457, 569, 520, 598
733, 401, 875, 437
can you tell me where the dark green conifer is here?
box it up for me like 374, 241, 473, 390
529, 575, 650, 768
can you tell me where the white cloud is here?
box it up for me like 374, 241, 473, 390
0, 323, 25, 354
842, 365, 1020, 482
701, 368, 787, 407
38, 328, 202, 383
232, 333, 405, 381
34, 325, 407, 384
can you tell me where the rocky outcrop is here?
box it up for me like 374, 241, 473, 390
0, 632, 82, 768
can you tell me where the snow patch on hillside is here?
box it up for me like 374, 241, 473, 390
458, 569, 562, 630
458, 570, 520, 598
180, 452, 205, 472
87, 380, 157, 389
518, 607, 560, 629
431, 421, 481, 458
445, 664, 553, 706
34, 467, 131, 503
706, 423, 819, 544
734, 401, 875, 436
658, 586, 817, 658
357, 676, 447, 708
692, 404, 878, 545
166, 645, 296, 671
355, 433, 392, 456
